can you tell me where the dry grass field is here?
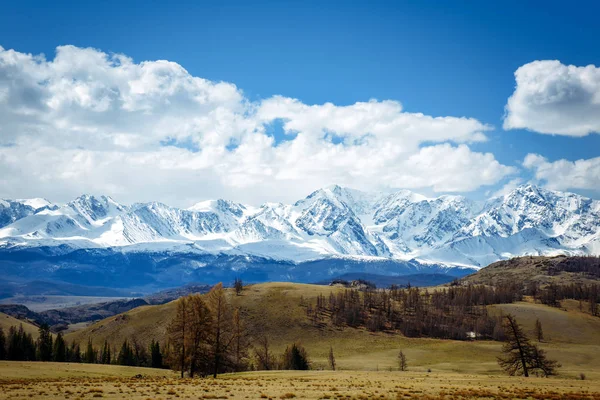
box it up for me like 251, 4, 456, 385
0, 363, 599, 399
64, 283, 600, 380
4, 281, 599, 398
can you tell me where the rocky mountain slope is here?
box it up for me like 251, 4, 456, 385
1, 185, 598, 267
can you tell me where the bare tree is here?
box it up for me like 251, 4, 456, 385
534, 319, 544, 342
232, 307, 251, 372
254, 337, 275, 370
398, 350, 407, 371
328, 346, 336, 371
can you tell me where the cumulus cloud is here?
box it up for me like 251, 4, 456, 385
488, 178, 525, 198
0, 45, 515, 205
523, 154, 600, 191
504, 60, 600, 136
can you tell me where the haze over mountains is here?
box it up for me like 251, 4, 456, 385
1, 184, 598, 289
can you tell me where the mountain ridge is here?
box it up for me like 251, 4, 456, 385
1, 184, 598, 270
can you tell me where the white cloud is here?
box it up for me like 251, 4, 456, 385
523, 154, 600, 191
504, 60, 600, 136
488, 178, 525, 198
0, 44, 515, 206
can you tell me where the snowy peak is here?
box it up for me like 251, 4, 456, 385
16, 198, 53, 210
0, 185, 598, 267
68, 194, 127, 224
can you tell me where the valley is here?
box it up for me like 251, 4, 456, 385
0, 256, 599, 398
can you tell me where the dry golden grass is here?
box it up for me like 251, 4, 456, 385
63, 282, 600, 381
0, 364, 599, 400
4, 282, 600, 398
0, 312, 41, 338
459, 255, 599, 288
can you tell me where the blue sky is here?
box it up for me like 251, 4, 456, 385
0, 0, 599, 204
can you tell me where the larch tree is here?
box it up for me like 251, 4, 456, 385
328, 346, 336, 371
398, 350, 408, 371
534, 319, 544, 342
186, 294, 212, 377
168, 295, 190, 377
497, 314, 560, 377
255, 337, 275, 371
205, 283, 235, 378
232, 307, 250, 372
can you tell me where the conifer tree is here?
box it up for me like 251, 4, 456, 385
168, 295, 190, 377
234, 278, 243, 296
328, 346, 336, 371
206, 283, 234, 378
117, 340, 135, 366
232, 307, 250, 372
186, 294, 212, 377
69, 342, 82, 363
282, 343, 309, 370
0, 327, 5, 360
497, 314, 560, 377
100, 340, 111, 364
254, 337, 275, 371
84, 338, 96, 364
53, 332, 66, 362
398, 350, 408, 371
37, 323, 53, 361
150, 340, 163, 369
534, 319, 544, 342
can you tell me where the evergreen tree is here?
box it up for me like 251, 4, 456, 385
0, 327, 5, 360
282, 343, 309, 370
7, 325, 36, 361
100, 340, 111, 364
150, 340, 163, 369
53, 332, 66, 362
37, 323, 53, 361
84, 338, 96, 363
234, 278, 244, 296
68, 342, 82, 363
117, 340, 135, 366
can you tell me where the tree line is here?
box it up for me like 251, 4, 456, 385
305, 283, 522, 340
526, 282, 599, 316
0, 323, 166, 368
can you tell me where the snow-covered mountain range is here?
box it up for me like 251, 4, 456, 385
1, 185, 599, 269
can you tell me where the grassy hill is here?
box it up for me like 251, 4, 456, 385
0, 311, 41, 338
65, 281, 600, 379
459, 255, 600, 287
